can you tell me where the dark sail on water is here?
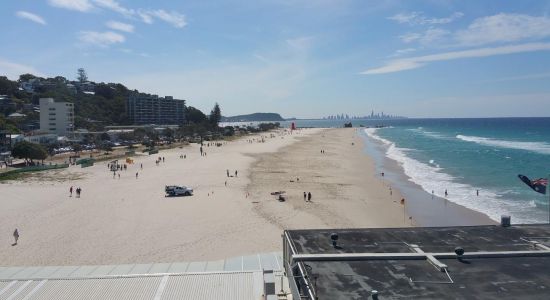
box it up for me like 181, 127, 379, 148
518, 174, 548, 195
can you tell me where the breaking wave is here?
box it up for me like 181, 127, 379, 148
364, 128, 538, 223
407, 127, 448, 139
456, 135, 550, 155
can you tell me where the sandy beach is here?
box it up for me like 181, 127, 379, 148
1, 128, 415, 266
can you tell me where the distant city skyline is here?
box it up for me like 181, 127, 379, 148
1, 0, 550, 118
322, 110, 405, 120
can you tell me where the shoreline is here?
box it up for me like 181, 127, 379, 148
247, 128, 411, 230
0, 127, 497, 267
358, 129, 497, 226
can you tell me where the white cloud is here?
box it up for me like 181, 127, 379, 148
144, 9, 187, 28
399, 28, 449, 44
92, 0, 134, 17
389, 48, 416, 57
78, 31, 125, 47
47, 0, 187, 29
362, 42, 550, 74
137, 11, 154, 24
106, 21, 134, 33
399, 33, 421, 43
455, 13, 550, 46
0, 58, 43, 79
421, 28, 449, 43
389, 11, 463, 26
15, 11, 47, 25
48, 0, 93, 12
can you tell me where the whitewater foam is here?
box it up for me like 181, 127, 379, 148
364, 128, 539, 223
407, 128, 447, 139
456, 135, 550, 155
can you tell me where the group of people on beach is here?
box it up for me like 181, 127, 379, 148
226, 169, 238, 177
155, 157, 166, 165
69, 186, 82, 198
303, 191, 312, 202
199, 145, 207, 157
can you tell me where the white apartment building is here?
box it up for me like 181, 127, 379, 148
39, 98, 74, 137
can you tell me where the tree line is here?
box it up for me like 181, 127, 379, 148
0, 69, 222, 133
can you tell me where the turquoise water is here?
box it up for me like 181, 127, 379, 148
224, 118, 550, 223
360, 118, 550, 224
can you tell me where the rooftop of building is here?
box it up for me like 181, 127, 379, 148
284, 224, 550, 299
0, 252, 286, 300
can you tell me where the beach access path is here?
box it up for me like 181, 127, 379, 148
0, 128, 408, 266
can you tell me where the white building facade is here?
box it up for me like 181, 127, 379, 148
39, 98, 74, 137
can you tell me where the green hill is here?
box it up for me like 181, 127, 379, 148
221, 113, 284, 122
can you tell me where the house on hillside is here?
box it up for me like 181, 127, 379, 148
0, 95, 15, 112
19, 78, 41, 93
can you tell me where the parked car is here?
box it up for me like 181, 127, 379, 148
165, 185, 193, 197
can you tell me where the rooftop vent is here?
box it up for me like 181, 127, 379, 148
455, 246, 465, 262
501, 215, 511, 227
330, 233, 339, 248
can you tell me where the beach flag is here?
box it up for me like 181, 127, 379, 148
518, 174, 547, 195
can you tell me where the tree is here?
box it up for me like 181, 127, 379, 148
163, 128, 174, 141
186, 106, 207, 124
0, 76, 18, 95
77, 68, 88, 83
72, 143, 82, 154
0, 115, 20, 133
209, 102, 221, 127
100, 132, 111, 141
18, 74, 36, 83
11, 141, 48, 163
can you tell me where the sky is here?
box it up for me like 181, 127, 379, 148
1, 0, 550, 118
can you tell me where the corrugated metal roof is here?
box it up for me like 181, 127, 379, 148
161, 272, 263, 300
0, 252, 283, 281
0, 272, 263, 300
0, 252, 285, 300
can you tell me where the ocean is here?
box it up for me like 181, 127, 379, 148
222, 118, 550, 223
280, 118, 549, 224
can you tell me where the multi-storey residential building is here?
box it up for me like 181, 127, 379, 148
127, 93, 186, 125
39, 98, 74, 137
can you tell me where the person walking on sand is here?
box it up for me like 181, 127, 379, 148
307, 192, 312, 202
140, 163, 143, 170
227, 169, 229, 177
303, 192, 307, 202
136, 172, 139, 179
235, 170, 238, 177
13, 228, 19, 245
70, 186, 73, 197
